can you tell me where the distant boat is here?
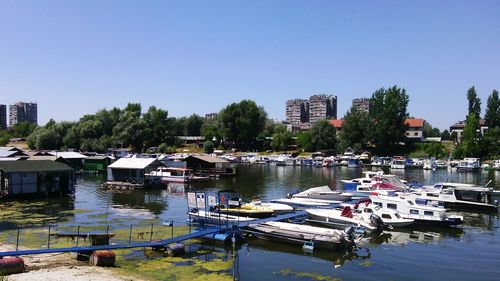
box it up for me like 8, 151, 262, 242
390, 159, 406, 169
457, 158, 481, 172
347, 158, 363, 168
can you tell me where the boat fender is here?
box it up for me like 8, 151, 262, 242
370, 214, 384, 231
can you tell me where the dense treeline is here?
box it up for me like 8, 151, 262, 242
26, 104, 207, 152
2, 85, 497, 159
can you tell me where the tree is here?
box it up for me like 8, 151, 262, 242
459, 114, 480, 157
0, 130, 11, 146
143, 106, 170, 148
368, 86, 410, 155
441, 130, 451, 141
423, 122, 441, 138
484, 89, 500, 128
185, 114, 205, 136
201, 119, 223, 147
296, 132, 313, 152
308, 120, 337, 152
270, 125, 293, 151
9, 122, 37, 137
219, 100, 267, 147
203, 141, 215, 154
467, 86, 481, 118
337, 107, 369, 153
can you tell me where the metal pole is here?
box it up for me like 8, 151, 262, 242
76, 226, 80, 247
149, 224, 154, 242
128, 224, 133, 244
16, 227, 20, 251
171, 220, 174, 238
47, 225, 51, 249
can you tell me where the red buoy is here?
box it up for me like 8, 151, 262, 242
0, 257, 25, 274
89, 250, 115, 267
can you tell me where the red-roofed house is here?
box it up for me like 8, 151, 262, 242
328, 119, 344, 136
405, 118, 424, 141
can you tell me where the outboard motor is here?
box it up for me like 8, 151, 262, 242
370, 214, 385, 232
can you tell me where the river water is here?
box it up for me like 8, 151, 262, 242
1, 165, 499, 280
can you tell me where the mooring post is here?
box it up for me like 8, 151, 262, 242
76, 226, 80, 247
15, 227, 20, 251
150, 224, 154, 242
47, 225, 51, 249
171, 220, 174, 238
128, 224, 133, 244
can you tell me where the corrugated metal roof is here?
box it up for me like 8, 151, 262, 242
108, 157, 160, 169
28, 156, 60, 161
186, 155, 229, 164
0, 150, 18, 158
48, 151, 88, 159
0, 160, 74, 173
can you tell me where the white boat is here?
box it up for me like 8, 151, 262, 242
369, 193, 463, 226
344, 198, 414, 228
422, 159, 435, 170
413, 182, 500, 210
292, 185, 353, 201
435, 160, 447, 169
493, 160, 500, 170
243, 199, 294, 214
271, 197, 338, 207
347, 158, 363, 168
245, 221, 355, 250
188, 209, 256, 224
349, 174, 410, 197
390, 159, 406, 169
148, 167, 196, 183
306, 207, 384, 234
340, 171, 384, 185
447, 160, 459, 172
457, 158, 481, 172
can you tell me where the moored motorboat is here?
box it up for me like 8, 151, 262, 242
292, 185, 353, 201
369, 193, 463, 226
345, 198, 414, 228
188, 209, 256, 224
243, 199, 294, 214
245, 221, 356, 250
305, 207, 385, 234
216, 204, 275, 218
412, 182, 500, 210
271, 197, 338, 208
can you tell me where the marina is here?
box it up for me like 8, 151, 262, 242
0, 164, 499, 280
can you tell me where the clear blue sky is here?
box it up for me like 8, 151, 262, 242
1, 0, 499, 130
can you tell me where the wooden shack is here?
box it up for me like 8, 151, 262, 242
184, 155, 235, 177
0, 160, 75, 198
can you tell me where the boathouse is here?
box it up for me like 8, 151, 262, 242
185, 155, 235, 177
107, 157, 164, 185
84, 156, 115, 172
0, 160, 75, 197
47, 151, 87, 170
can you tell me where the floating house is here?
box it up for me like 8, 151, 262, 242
0, 160, 75, 198
84, 156, 115, 172
106, 158, 164, 189
47, 151, 87, 170
185, 155, 235, 177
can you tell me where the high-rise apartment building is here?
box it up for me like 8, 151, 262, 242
285, 99, 309, 124
308, 95, 337, 123
352, 98, 371, 113
0, 104, 6, 130
9, 102, 38, 126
